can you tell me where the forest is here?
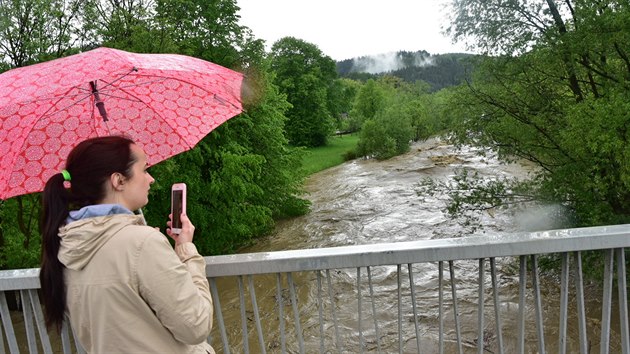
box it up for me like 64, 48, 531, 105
336, 51, 475, 91
0, 0, 629, 272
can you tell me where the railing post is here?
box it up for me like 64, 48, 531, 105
449, 261, 463, 354
559, 252, 569, 354
490, 258, 504, 354
601, 249, 614, 354
531, 255, 546, 354
0, 292, 19, 354
573, 251, 588, 354
357, 267, 364, 354
615, 248, 629, 353
407, 264, 421, 353
517, 255, 527, 354
209, 278, 230, 354
477, 258, 485, 354
439, 261, 444, 354
397, 264, 403, 354
237, 275, 249, 354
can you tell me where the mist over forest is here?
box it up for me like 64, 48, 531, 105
336, 50, 475, 91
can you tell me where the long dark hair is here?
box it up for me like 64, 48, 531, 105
40, 136, 136, 330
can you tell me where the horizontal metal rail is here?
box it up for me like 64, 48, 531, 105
0, 224, 628, 353
204, 224, 630, 276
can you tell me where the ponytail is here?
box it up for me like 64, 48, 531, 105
39, 173, 70, 331
39, 135, 135, 331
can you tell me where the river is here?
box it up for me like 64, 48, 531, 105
213, 138, 621, 353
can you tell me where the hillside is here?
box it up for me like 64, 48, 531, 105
336, 50, 476, 91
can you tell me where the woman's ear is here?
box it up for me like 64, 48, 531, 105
110, 172, 125, 191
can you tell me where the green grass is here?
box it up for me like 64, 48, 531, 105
301, 134, 359, 175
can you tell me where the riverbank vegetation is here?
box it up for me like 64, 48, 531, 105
418, 0, 630, 231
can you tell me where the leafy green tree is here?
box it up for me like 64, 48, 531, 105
0, 196, 41, 269
348, 79, 386, 132
0, 0, 86, 67
154, 0, 244, 62
356, 120, 394, 160
441, 0, 630, 226
80, 0, 157, 51
352, 76, 446, 160
269, 36, 337, 147
327, 78, 360, 131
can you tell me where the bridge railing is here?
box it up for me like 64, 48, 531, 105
0, 224, 629, 353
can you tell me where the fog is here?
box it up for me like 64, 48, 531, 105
350, 51, 435, 74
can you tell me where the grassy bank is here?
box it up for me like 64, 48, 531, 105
301, 134, 359, 175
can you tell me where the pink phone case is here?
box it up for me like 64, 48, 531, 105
171, 183, 187, 233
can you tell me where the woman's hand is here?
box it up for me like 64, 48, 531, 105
166, 212, 195, 245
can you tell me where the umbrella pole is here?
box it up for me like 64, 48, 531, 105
89, 81, 113, 135
136, 208, 148, 226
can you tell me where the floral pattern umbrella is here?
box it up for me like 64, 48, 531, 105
0, 47, 244, 199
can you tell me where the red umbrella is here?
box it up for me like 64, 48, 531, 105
0, 47, 244, 200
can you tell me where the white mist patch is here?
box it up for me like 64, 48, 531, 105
351, 51, 435, 74
513, 204, 570, 232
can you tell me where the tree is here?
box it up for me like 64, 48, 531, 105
441, 0, 630, 226
154, 0, 244, 62
354, 77, 421, 160
327, 78, 360, 131
348, 79, 386, 132
356, 120, 394, 160
269, 36, 337, 147
0, 0, 86, 67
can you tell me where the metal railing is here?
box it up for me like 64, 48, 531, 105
0, 224, 629, 353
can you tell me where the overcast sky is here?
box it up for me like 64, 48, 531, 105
235, 0, 470, 61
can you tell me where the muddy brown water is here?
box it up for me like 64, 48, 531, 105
211, 138, 623, 353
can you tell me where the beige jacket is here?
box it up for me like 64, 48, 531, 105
58, 213, 215, 354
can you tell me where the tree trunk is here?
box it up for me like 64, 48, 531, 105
545, 0, 584, 101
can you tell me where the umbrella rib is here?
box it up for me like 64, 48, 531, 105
103, 81, 195, 149
95, 77, 170, 103
21, 91, 91, 105
99, 77, 168, 90
17, 68, 135, 105
95, 91, 144, 103
134, 73, 244, 111
7, 85, 84, 192
38, 94, 93, 120
25, 84, 94, 121
91, 67, 138, 92
98, 73, 242, 111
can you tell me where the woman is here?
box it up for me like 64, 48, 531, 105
39, 136, 214, 353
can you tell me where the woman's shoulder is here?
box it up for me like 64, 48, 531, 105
109, 216, 171, 250
118, 223, 168, 243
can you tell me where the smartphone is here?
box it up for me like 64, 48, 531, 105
170, 183, 187, 234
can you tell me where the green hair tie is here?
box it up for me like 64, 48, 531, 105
61, 170, 71, 181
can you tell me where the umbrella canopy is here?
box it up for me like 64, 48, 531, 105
0, 47, 244, 199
